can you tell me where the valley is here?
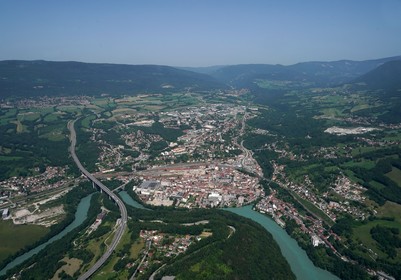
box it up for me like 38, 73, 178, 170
0, 57, 401, 279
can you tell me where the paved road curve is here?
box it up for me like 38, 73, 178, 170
68, 120, 128, 280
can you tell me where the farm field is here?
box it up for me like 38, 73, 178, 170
0, 220, 49, 263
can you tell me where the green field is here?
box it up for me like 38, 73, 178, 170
0, 155, 23, 161
43, 113, 60, 122
370, 180, 386, 191
378, 201, 401, 223
353, 219, 401, 260
0, 220, 49, 263
39, 131, 65, 141
352, 199, 401, 261
80, 115, 96, 129
292, 192, 334, 226
351, 146, 378, 157
383, 131, 401, 141
17, 112, 41, 122
56, 105, 84, 114
320, 108, 345, 118
341, 159, 376, 169
386, 167, 401, 187
92, 229, 140, 280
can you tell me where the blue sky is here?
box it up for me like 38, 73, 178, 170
1, 0, 401, 66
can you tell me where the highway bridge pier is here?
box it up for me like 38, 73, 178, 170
68, 119, 128, 280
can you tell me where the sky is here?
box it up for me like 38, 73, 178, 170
1, 0, 401, 67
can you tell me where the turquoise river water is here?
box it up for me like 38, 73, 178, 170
1, 191, 339, 279
119, 191, 338, 280
118, 191, 147, 209
226, 205, 339, 280
0, 193, 94, 276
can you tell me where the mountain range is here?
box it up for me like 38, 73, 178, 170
0, 56, 400, 97
184, 56, 401, 87
0, 60, 224, 97
352, 60, 401, 91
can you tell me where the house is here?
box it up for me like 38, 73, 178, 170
2, 208, 9, 220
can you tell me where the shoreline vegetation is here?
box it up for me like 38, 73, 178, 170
1, 56, 401, 278
0, 183, 95, 273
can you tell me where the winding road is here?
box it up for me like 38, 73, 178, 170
68, 120, 128, 280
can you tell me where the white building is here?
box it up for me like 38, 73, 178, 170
311, 234, 324, 247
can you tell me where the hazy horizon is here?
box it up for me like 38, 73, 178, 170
2, 54, 401, 69
1, 0, 401, 67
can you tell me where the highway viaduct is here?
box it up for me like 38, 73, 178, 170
68, 120, 128, 280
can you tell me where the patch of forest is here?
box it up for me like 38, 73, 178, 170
124, 203, 295, 280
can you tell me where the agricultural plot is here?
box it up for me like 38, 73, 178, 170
386, 167, 401, 187
0, 220, 49, 263
352, 219, 401, 261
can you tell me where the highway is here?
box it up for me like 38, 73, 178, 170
68, 120, 128, 280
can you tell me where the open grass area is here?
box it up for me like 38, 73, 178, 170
130, 238, 145, 259
350, 104, 371, 112
51, 257, 82, 280
0, 108, 18, 125
17, 112, 41, 122
92, 257, 120, 280
80, 115, 96, 129
386, 166, 401, 187
43, 113, 60, 122
39, 131, 65, 141
370, 180, 386, 190
91, 98, 110, 106
0, 155, 23, 161
111, 108, 137, 115
0, 220, 49, 263
341, 159, 376, 169
11, 120, 27, 133
30, 107, 55, 115
143, 105, 165, 111
292, 192, 334, 226
56, 105, 84, 114
351, 146, 378, 157
353, 219, 401, 260
377, 201, 401, 223
320, 108, 345, 118
85, 237, 106, 267
287, 163, 321, 179
83, 221, 117, 272
383, 131, 401, 141
92, 229, 141, 280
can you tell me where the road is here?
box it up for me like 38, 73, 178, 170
68, 120, 128, 280
129, 240, 152, 280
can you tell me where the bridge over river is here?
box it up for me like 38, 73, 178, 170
68, 120, 128, 280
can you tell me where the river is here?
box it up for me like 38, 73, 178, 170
0, 193, 94, 276
226, 205, 339, 280
118, 191, 147, 209
119, 192, 338, 280
1, 192, 339, 279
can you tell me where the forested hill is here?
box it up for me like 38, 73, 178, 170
203, 56, 401, 87
0, 60, 225, 97
352, 60, 401, 91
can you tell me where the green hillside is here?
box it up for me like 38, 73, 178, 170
0, 60, 225, 97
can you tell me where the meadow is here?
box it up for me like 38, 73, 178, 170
0, 220, 49, 263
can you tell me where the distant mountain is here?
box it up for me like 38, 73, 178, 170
352, 60, 401, 90
1, 57, 400, 98
178, 65, 226, 75
0, 60, 225, 97
207, 56, 401, 87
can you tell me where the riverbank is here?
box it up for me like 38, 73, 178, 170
0, 193, 94, 277
119, 189, 337, 280
226, 205, 339, 280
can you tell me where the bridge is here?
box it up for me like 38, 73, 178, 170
68, 120, 128, 280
